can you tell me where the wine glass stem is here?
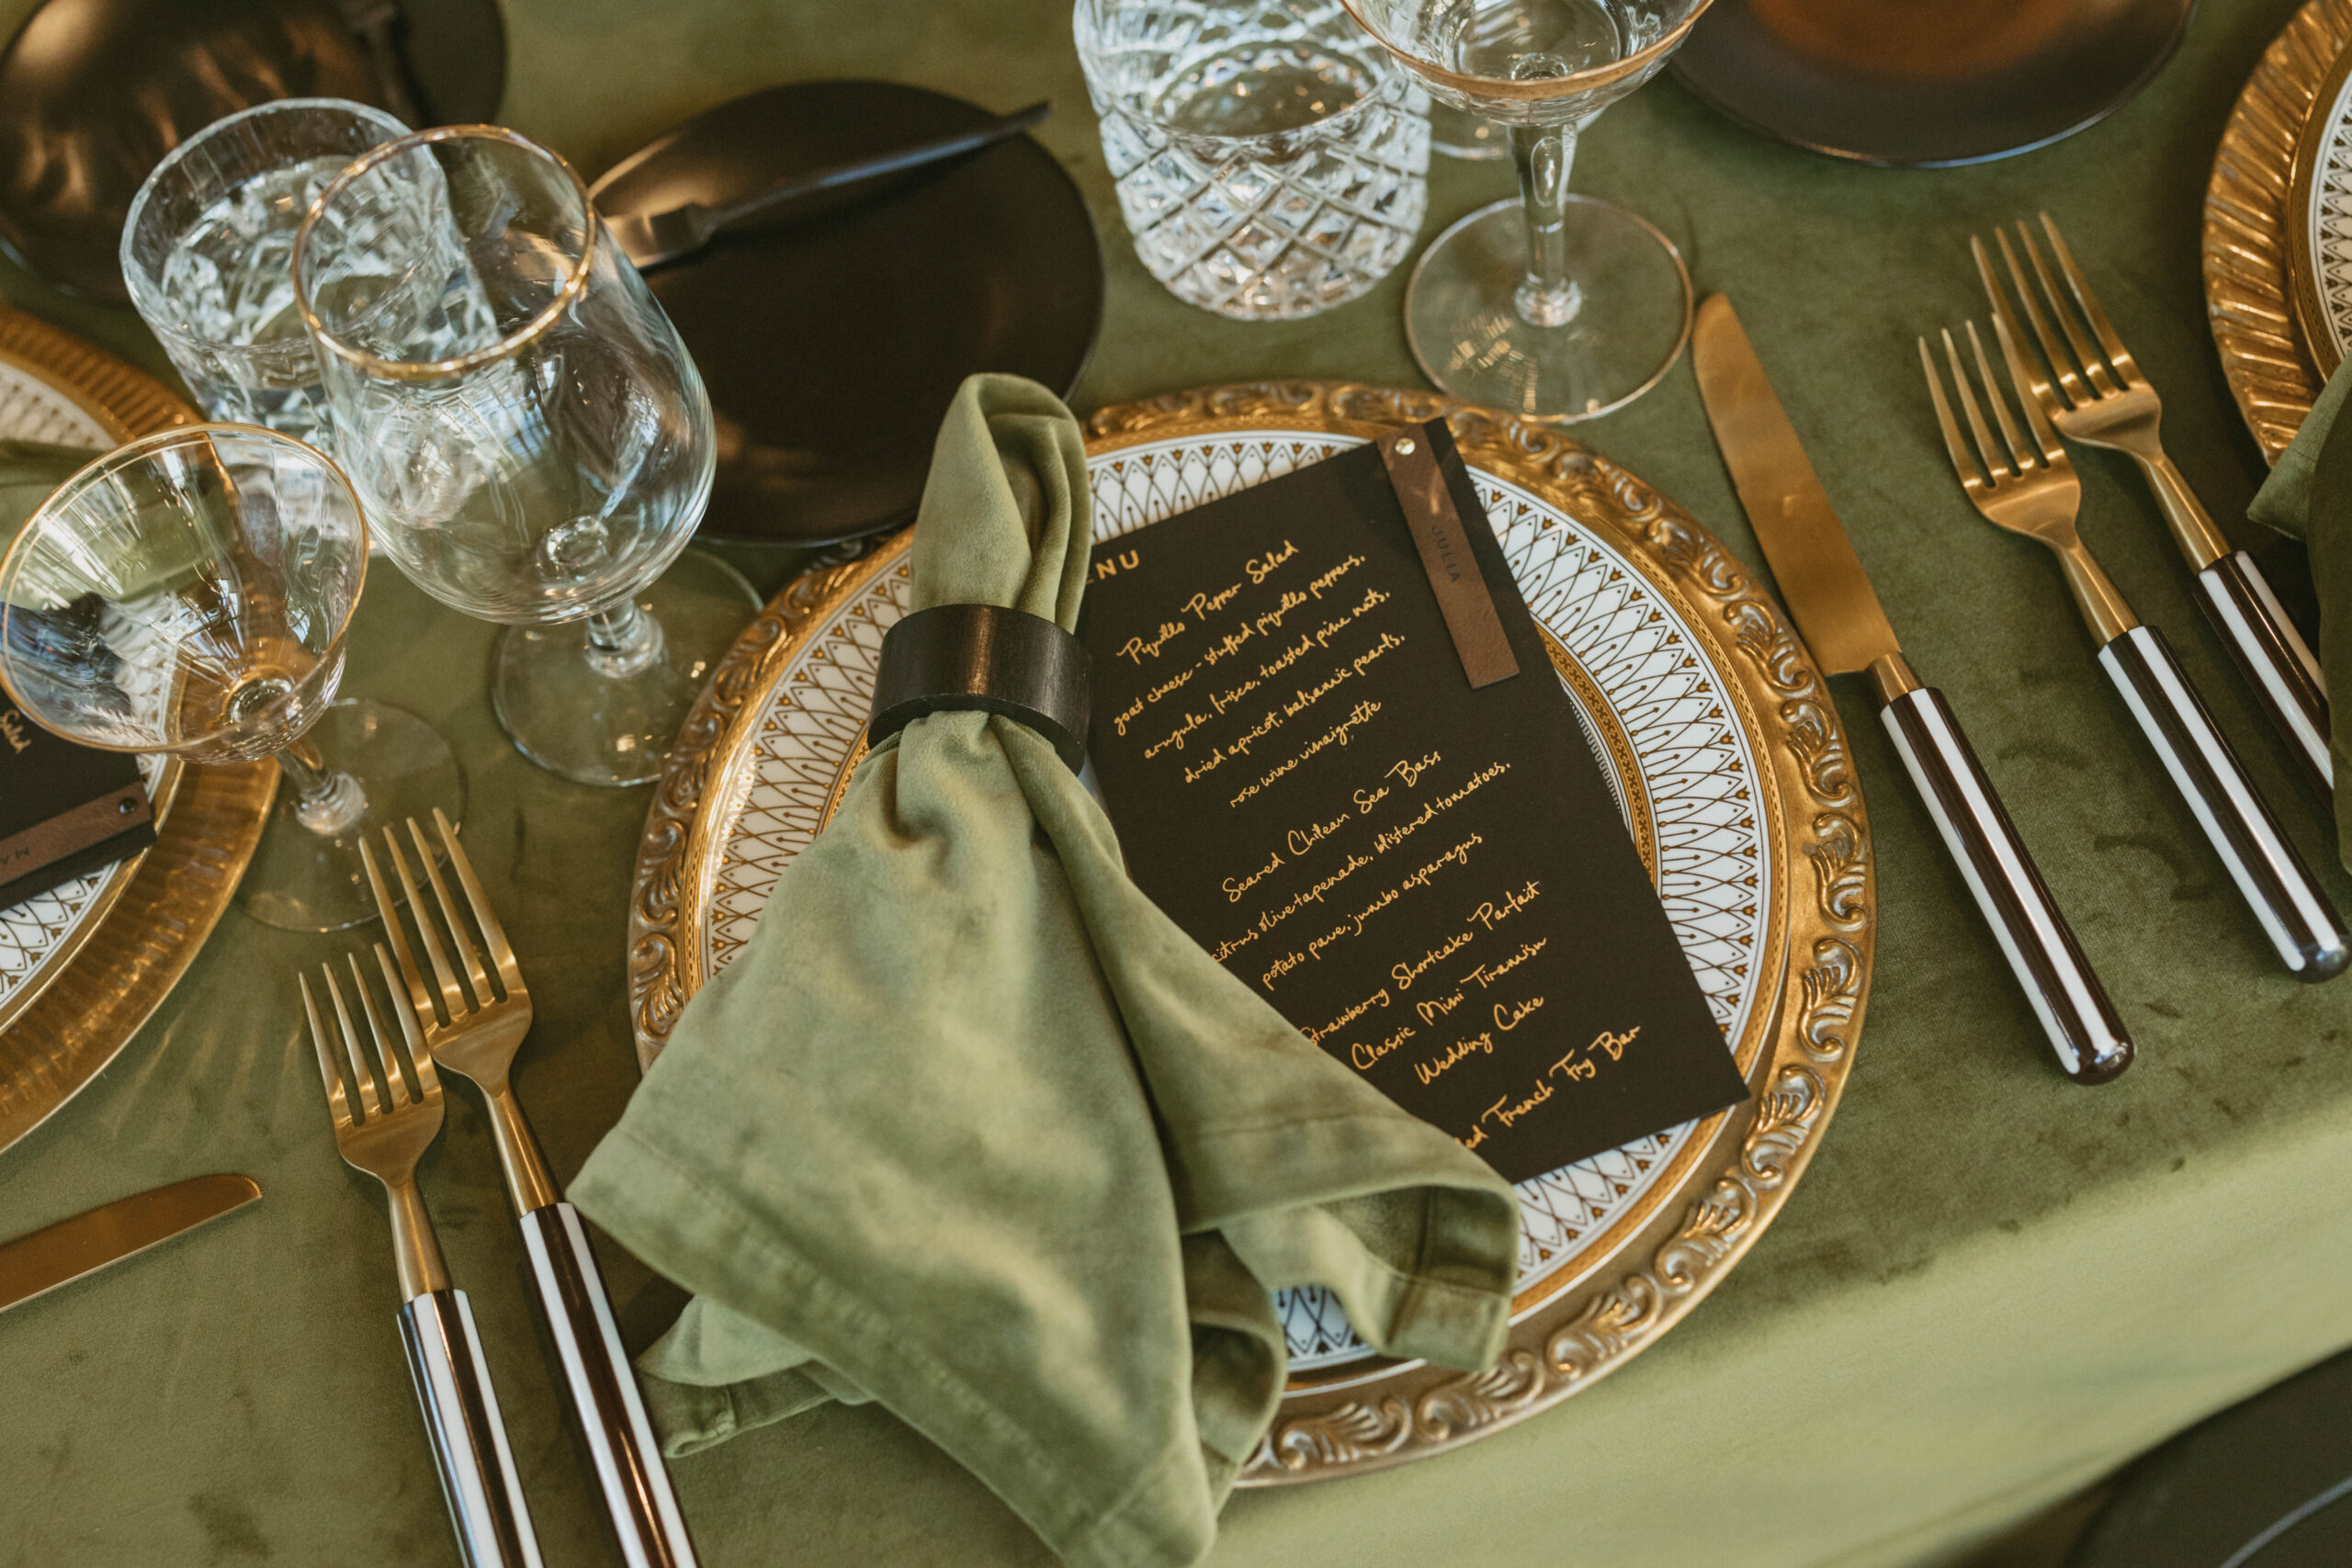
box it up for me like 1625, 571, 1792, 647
583, 598, 666, 681
277, 734, 367, 836
1510, 119, 1583, 329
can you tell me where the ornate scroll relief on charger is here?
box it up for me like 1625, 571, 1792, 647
627, 382, 1874, 1482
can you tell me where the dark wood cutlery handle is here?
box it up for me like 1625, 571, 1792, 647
520, 1202, 699, 1568
2193, 551, 2333, 800
2098, 626, 2349, 981
1880, 685, 2134, 1082
399, 1289, 545, 1568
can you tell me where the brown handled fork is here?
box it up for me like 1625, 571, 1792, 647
364, 811, 699, 1568
301, 951, 542, 1568
1920, 321, 2346, 982
1973, 212, 2333, 799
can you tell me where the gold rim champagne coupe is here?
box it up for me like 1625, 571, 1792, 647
1341, 0, 1712, 420
0, 425, 446, 931
291, 125, 754, 788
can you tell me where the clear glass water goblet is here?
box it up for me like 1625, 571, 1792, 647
119, 97, 466, 837
290, 124, 754, 787
1340, 0, 1713, 420
0, 425, 440, 931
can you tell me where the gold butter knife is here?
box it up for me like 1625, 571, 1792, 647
0, 1173, 260, 1313
1691, 293, 2133, 1084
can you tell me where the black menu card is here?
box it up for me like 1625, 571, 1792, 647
0, 700, 153, 910
1081, 422, 1748, 1184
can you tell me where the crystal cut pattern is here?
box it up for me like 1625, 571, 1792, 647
702, 433, 1766, 1371
1081, 1, 1430, 320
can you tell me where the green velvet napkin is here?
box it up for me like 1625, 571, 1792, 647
2246, 372, 2351, 871
570, 375, 1519, 1568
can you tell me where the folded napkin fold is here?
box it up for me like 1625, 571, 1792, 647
2248, 372, 2351, 871
571, 375, 1519, 1568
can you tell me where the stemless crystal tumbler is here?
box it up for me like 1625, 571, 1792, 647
1076, 0, 1430, 320
292, 126, 754, 787
0, 426, 447, 931
1341, 0, 1713, 420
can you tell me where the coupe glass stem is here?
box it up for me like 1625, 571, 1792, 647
1510, 118, 1582, 328
276, 733, 368, 835
582, 599, 666, 681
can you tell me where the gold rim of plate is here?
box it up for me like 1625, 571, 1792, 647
624, 381, 1873, 1482
2205, 0, 2352, 464
0, 305, 276, 1156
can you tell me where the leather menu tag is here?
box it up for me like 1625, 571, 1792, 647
0, 703, 154, 910
1377, 423, 1519, 689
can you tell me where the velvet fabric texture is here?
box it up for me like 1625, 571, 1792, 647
569, 374, 1518, 1568
0, 440, 94, 546
2247, 369, 2351, 871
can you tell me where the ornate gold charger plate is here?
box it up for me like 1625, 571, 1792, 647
0, 306, 274, 1156
627, 382, 1873, 1482
2205, 0, 2352, 464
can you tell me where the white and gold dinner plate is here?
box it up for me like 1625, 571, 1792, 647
627, 382, 1873, 1482
0, 307, 272, 1156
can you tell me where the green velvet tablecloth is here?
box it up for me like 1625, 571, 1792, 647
5, 1, 2350, 1564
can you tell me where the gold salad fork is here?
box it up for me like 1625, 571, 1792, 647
365, 811, 698, 1568
301, 951, 543, 1568
1920, 320, 2347, 982
1973, 213, 2333, 797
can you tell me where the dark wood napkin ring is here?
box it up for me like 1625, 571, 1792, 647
867, 604, 1091, 771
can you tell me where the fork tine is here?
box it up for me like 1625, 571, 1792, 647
350, 953, 411, 1108
376, 942, 439, 1096
1963, 321, 2035, 472
433, 809, 523, 994
1940, 328, 2013, 480
1986, 306, 2068, 464
2038, 211, 2141, 384
300, 975, 354, 1130
2017, 220, 2118, 399
361, 837, 439, 1029
382, 827, 469, 1022
1993, 227, 2089, 411
322, 963, 382, 1118
1973, 233, 2070, 426
408, 817, 494, 1007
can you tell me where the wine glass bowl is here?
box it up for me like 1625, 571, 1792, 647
1340, 0, 1712, 420
293, 124, 747, 787
0, 426, 364, 763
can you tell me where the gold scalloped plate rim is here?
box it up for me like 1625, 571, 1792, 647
2205, 0, 2352, 465
623, 381, 1873, 1483
0, 305, 275, 1159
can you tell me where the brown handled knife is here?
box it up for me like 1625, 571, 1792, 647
0, 1174, 260, 1313
1691, 294, 2132, 1083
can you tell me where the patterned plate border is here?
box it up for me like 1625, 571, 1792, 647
0, 306, 275, 1158
625, 381, 1872, 1482
2205, 0, 2352, 465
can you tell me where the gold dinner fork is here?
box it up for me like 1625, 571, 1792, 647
301, 951, 543, 1568
365, 811, 698, 1568
1919, 319, 2347, 982
1973, 212, 2333, 797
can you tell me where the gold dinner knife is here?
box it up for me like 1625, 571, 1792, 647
1692, 294, 2133, 1083
0, 1174, 260, 1313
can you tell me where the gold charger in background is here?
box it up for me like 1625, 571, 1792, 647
2205, 0, 2352, 463
626, 383, 1873, 1481
0, 306, 274, 1157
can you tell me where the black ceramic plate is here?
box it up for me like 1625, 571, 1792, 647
592, 80, 1104, 546
0, 0, 506, 301
1669, 0, 2196, 167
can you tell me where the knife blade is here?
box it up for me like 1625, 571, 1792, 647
1691, 294, 2133, 1084
0, 1174, 260, 1313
